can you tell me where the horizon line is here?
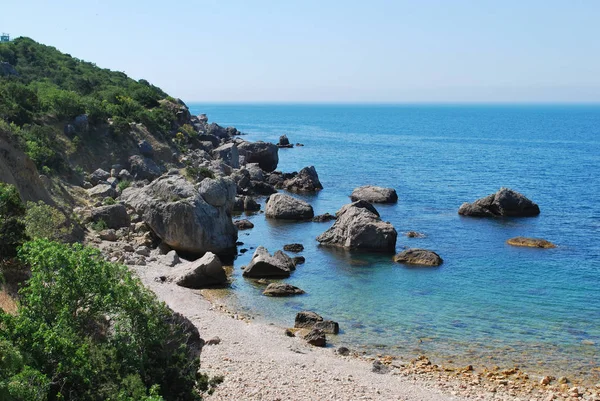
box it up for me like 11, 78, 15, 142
184, 100, 600, 106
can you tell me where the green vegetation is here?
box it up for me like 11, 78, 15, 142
185, 166, 215, 182
0, 186, 209, 400
24, 201, 70, 241
0, 37, 179, 173
117, 180, 131, 192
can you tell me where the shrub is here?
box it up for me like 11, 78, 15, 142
91, 219, 108, 231
0, 239, 205, 400
24, 201, 70, 241
117, 180, 131, 192
0, 183, 27, 259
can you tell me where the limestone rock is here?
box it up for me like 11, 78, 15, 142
262, 283, 305, 296
87, 184, 117, 199
458, 188, 540, 217
163, 250, 181, 267
121, 175, 237, 255
212, 143, 240, 169
234, 219, 254, 230
393, 248, 443, 266
507, 236, 556, 249
350, 185, 398, 204
265, 193, 314, 220
283, 166, 323, 192
316, 200, 397, 252
237, 141, 279, 172
90, 168, 110, 185
89, 204, 130, 229
168, 252, 227, 288
242, 246, 295, 278
128, 155, 164, 182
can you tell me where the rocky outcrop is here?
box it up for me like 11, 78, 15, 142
277, 135, 293, 148
283, 166, 323, 192
458, 188, 540, 217
121, 175, 237, 255
262, 283, 305, 296
350, 185, 398, 204
393, 248, 443, 266
242, 247, 295, 278
128, 155, 164, 182
89, 204, 130, 229
316, 200, 397, 252
506, 237, 556, 249
87, 184, 117, 199
212, 143, 239, 169
238, 141, 279, 172
265, 193, 314, 220
167, 252, 227, 288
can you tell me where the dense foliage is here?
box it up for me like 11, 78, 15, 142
0, 37, 177, 172
0, 183, 28, 259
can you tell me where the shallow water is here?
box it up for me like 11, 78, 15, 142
188, 104, 600, 383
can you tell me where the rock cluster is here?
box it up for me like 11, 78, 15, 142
459, 188, 540, 217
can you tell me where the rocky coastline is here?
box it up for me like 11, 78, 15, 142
71, 106, 596, 400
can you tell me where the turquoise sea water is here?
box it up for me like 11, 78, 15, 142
188, 104, 600, 382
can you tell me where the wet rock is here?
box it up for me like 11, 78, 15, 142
283, 166, 323, 192
313, 213, 337, 222
393, 248, 443, 266
292, 256, 305, 266
350, 185, 398, 204
294, 311, 324, 329
506, 236, 556, 249
265, 193, 314, 220
262, 283, 305, 296
314, 320, 340, 334
242, 246, 295, 278
316, 200, 397, 252
168, 252, 227, 288
234, 219, 254, 230
405, 231, 426, 238
459, 187, 540, 217
283, 243, 304, 252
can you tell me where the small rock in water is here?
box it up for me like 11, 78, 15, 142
263, 283, 305, 297
506, 236, 556, 249
292, 256, 305, 266
283, 243, 304, 252
405, 231, 426, 238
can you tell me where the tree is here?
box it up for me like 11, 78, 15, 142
0, 183, 27, 259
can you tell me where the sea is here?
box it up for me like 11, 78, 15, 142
187, 103, 600, 383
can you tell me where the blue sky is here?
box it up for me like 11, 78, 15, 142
2, 0, 599, 103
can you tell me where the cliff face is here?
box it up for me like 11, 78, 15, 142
0, 128, 52, 204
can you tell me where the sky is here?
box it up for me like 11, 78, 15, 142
1, 0, 600, 103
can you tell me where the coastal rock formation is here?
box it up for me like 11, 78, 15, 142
294, 311, 339, 334
316, 200, 397, 252
242, 246, 295, 278
168, 252, 227, 289
233, 195, 260, 212
265, 193, 314, 220
277, 135, 293, 148
393, 248, 443, 266
506, 236, 556, 249
350, 185, 398, 204
283, 166, 323, 192
89, 204, 131, 229
121, 175, 237, 255
262, 283, 305, 296
458, 187, 540, 217
212, 143, 240, 169
237, 141, 279, 172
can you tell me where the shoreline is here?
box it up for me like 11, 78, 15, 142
130, 258, 597, 401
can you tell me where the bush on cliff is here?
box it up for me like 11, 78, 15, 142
0, 183, 28, 259
0, 238, 207, 400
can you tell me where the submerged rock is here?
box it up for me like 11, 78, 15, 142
242, 246, 295, 278
458, 188, 540, 217
265, 193, 314, 220
262, 283, 305, 297
316, 200, 397, 252
506, 236, 556, 249
393, 248, 443, 266
350, 185, 398, 204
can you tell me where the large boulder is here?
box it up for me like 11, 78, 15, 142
393, 248, 443, 266
350, 185, 398, 204
168, 252, 227, 288
283, 166, 323, 192
128, 155, 164, 182
90, 168, 110, 185
265, 193, 314, 220
87, 184, 117, 199
242, 246, 295, 278
238, 141, 279, 172
121, 175, 237, 255
212, 143, 239, 169
89, 204, 130, 229
316, 200, 397, 252
458, 188, 540, 217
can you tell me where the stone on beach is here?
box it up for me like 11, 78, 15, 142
393, 248, 443, 267
262, 283, 305, 296
242, 246, 295, 278
265, 193, 314, 220
167, 252, 227, 289
316, 200, 397, 252
506, 236, 556, 248
350, 185, 398, 203
458, 187, 540, 217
